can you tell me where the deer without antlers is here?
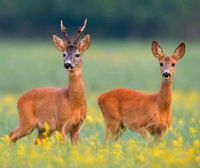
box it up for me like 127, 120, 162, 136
9, 18, 91, 145
98, 41, 185, 144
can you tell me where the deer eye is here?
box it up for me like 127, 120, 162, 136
75, 54, 80, 58
160, 63, 163, 66
171, 63, 175, 67
63, 53, 66, 57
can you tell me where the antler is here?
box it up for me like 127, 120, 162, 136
60, 20, 71, 45
73, 18, 87, 45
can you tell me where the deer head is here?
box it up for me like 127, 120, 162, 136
152, 41, 185, 80
53, 18, 91, 70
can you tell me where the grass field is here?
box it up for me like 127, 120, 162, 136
0, 40, 199, 168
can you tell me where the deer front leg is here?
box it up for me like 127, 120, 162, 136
154, 124, 168, 143
136, 127, 153, 144
61, 120, 71, 141
61, 120, 81, 145
70, 127, 80, 145
70, 120, 84, 145
154, 134, 162, 144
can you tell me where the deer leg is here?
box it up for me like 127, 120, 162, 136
136, 127, 153, 144
154, 134, 162, 144
70, 127, 81, 145
9, 102, 37, 144
99, 100, 122, 144
9, 122, 36, 144
70, 120, 84, 145
9, 128, 20, 144
104, 119, 121, 144
61, 120, 74, 141
70, 132, 79, 145
154, 124, 168, 143
114, 123, 126, 141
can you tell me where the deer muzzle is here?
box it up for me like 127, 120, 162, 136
64, 62, 73, 69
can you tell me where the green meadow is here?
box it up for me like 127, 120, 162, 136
0, 40, 199, 94
0, 40, 199, 168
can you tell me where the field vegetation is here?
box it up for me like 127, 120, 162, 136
0, 40, 199, 167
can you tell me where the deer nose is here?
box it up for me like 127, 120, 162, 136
162, 72, 171, 78
64, 62, 73, 69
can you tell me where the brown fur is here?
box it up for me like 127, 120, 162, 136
98, 41, 185, 143
9, 22, 91, 145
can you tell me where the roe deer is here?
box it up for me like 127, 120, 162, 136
9, 19, 91, 145
98, 41, 185, 143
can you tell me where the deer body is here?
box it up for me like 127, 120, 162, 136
98, 41, 185, 143
17, 71, 86, 132
9, 19, 90, 144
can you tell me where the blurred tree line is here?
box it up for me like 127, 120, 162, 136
0, 0, 199, 39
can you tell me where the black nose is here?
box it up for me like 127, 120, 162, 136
64, 63, 72, 69
163, 72, 171, 78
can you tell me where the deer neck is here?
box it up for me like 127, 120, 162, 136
66, 68, 85, 108
157, 79, 172, 111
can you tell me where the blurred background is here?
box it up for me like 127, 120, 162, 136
0, 0, 200, 39
0, 0, 200, 151
0, 0, 199, 95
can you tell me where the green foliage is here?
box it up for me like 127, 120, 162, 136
0, 0, 199, 38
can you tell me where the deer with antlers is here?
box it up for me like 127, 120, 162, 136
9, 19, 91, 145
98, 41, 185, 143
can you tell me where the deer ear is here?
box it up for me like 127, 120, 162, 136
152, 41, 164, 60
53, 35, 67, 52
78, 34, 91, 54
172, 42, 185, 61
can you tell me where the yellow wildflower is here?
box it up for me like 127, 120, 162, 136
137, 154, 145, 162
189, 127, 197, 135
29, 150, 38, 160
0, 135, 10, 145
3, 95, 16, 106
55, 131, 64, 143
113, 143, 122, 159
193, 139, 200, 149
172, 137, 183, 148
16, 144, 25, 159
195, 156, 200, 166
43, 122, 50, 137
